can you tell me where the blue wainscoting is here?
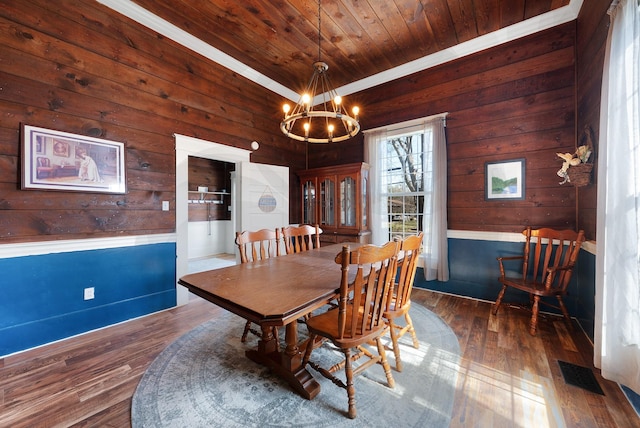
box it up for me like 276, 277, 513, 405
1, 233, 597, 358
572, 249, 596, 340
0, 241, 176, 356
415, 235, 597, 340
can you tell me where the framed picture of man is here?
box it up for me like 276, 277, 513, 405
21, 124, 126, 194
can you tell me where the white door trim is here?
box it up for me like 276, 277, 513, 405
174, 134, 251, 305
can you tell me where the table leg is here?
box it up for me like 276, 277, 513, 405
256, 324, 278, 354
245, 321, 321, 400
281, 321, 301, 370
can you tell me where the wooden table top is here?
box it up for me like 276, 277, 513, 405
178, 243, 359, 327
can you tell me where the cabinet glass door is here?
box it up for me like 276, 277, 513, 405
340, 176, 356, 227
302, 179, 316, 224
362, 171, 368, 228
320, 177, 335, 226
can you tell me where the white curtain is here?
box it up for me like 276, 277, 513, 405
594, 0, 640, 394
423, 118, 449, 281
364, 130, 389, 246
364, 115, 449, 282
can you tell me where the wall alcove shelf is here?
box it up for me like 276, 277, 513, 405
188, 190, 230, 204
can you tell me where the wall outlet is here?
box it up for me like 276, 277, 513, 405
162, 201, 169, 211
84, 287, 95, 300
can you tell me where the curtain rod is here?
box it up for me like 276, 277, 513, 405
363, 112, 449, 135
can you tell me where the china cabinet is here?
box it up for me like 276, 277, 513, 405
298, 162, 370, 244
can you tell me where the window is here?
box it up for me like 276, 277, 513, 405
365, 114, 449, 281
380, 131, 431, 242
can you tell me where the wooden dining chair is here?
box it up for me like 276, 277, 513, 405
493, 227, 585, 336
235, 228, 282, 343
281, 224, 322, 254
282, 224, 323, 321
302, 241, 400, 419
384, 232, 423, 372
235, 228, 282, 263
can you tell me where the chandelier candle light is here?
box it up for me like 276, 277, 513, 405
280, 0, 360, 143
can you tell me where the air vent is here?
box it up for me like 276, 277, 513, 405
558, 360, 605, 395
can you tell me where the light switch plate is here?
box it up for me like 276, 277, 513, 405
162, 201, 169, 211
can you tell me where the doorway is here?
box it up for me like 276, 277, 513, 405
175, 134, 252, 305
186, 156, 235, 273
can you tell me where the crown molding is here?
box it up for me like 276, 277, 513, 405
97, 0, 583, 102
340, 0, 584, 97
95, 0, 298, 101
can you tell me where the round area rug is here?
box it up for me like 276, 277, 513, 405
132, 304, 460, 427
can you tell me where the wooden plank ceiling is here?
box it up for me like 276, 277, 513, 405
130, 0, 570, 92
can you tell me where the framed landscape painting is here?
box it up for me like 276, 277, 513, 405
485, 159, 525, 200
21, 125, 126, 194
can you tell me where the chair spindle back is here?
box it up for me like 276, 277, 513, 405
282, 224, 322, 254
334, 241, 400, 340
235, 228, 282, 263
391, 233, 424, 312
522, 227, 585, 293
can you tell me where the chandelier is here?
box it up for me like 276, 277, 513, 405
280, 0, 360, 143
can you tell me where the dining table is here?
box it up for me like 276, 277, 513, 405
178, 242, 362, 400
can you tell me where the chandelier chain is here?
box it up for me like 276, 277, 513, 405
317, 0, 321, 62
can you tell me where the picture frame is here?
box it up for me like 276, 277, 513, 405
21, 124, 126, 194
485, 158, 525, 200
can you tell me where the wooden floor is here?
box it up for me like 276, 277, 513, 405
1, 288, 638, 427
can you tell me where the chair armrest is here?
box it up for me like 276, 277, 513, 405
543, 265, 576, 290
497, 256, 524, 277
497, 256, 524, 261
546, 265, 573, 273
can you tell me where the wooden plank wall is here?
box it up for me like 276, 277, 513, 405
0, 0, 301, 244
310, 22, 579, 233
1, 1, 601, 240
576, 0, 611, 241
